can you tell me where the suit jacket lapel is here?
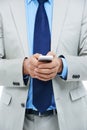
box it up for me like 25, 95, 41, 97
10, 0, 29, 57
51, 0, 69, 54
9, 0, 69, 56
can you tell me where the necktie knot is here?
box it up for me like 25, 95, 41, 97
38, 0, 48, 4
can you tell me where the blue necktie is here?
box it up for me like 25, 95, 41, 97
33, 0, 53, 113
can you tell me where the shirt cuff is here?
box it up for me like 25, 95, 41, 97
58, 58, 68, 79
23, 75, 29, 79
23, 75, 29, 85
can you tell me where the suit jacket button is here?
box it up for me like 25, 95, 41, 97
13, 82, 20, 86
21, 103, 25, 108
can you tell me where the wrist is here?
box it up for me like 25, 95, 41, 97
57, 58, 63, 74
23, 57, 29, 75
58, 57, 68, 79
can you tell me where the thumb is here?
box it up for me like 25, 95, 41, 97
34, 53, 41, 59
47, 51, 56, 57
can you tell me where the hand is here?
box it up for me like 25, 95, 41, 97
23, 53, 41, 78
34, 51, 63, 81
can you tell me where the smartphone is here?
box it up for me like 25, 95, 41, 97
38, 55, 53, 62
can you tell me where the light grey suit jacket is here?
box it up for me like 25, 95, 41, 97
0, 0, 87, 130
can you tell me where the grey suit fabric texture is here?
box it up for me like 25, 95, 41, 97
0, 0, 87, 130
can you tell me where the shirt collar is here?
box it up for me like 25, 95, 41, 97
26, 0, 52, 5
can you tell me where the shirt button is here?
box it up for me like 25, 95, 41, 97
21, 103, 25, 108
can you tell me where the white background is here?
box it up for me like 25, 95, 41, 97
0, 81, 87, 97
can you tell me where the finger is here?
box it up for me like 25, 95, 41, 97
35, 73, 56, 81
29, 56, 39, 67
34, 53, 41, 59
47, 51, 56, 57
29, 69, 38, 78
35, 67, 57, 74
35, 71, 56, 79
35, 76, 52, 81
38, 60, 57, 69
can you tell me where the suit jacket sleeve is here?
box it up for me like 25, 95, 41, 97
64, 1, 87, 81
0, 14, 26, 87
